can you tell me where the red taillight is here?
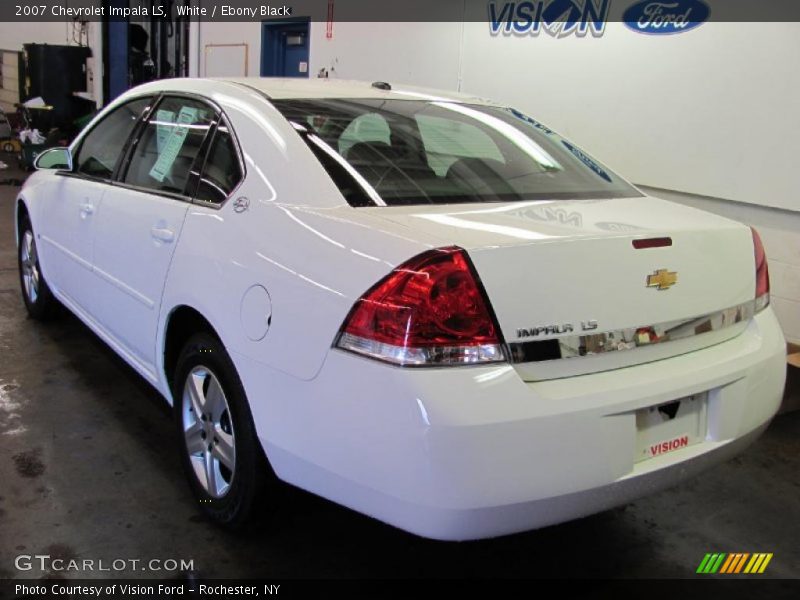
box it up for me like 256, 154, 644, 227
751, 227, 770, 311
336, 247, 506, 366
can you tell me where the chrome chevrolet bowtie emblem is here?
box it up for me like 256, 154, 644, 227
647, 269, 678, 291
233, 196, 250, 213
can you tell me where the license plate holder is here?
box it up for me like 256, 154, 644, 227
635, 393, 708, 462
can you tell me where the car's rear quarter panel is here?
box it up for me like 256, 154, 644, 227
159, 82, 448, 392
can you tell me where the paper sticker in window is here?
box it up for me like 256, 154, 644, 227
148, 106, 199, 183
155, 109, 176, 153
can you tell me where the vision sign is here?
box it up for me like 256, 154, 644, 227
488, 0, 611, 38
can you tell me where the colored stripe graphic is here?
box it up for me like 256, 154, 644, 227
734, 553, 750, 573
719, 554, 736, 574
743, 553, 773, 574
710, 553, 726, 573
719, 554, 736, 573
696, 554, 713, 573
720, 553, 750, 574
699, 553, 773, 574
744, 554, 761, 574
758, 553, 773, 574
697, 553, 727, 574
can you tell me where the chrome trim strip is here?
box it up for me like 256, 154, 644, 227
508, 298, 767, 364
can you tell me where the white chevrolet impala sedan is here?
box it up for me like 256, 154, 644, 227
16, 78, 786, 540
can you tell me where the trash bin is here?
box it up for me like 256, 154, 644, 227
19, 142, 48, 171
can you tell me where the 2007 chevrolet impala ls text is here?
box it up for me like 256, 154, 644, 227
16, 78, 786, 540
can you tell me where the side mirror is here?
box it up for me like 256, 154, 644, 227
34, 147, 73, 171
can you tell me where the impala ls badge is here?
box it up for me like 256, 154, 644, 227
647, 269, 678, 291
516, 320, 598, 339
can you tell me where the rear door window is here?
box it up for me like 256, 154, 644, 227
122, 96, 215, 196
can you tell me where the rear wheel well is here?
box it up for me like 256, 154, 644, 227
163, 306, 220, 393
16, 201, 29, 240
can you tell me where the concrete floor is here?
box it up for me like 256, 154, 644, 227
0, 155, 798, 580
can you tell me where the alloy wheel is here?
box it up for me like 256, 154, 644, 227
20, 230, 40, 304
181, 366, 236, 498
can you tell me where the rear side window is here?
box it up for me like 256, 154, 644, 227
194, 124, 242, 204
273, 98, 642, 206
75, 97, 152, 179
123, 96, 215, 195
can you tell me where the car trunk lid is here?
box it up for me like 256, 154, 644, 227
364, 196, 756, 380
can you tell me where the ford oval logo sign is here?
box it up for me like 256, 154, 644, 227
623, 0, 710, 35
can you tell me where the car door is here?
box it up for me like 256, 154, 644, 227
88, 95, 217, 378
39, 97, 152, 314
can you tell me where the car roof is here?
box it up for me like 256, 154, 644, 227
216, 77, 499, 105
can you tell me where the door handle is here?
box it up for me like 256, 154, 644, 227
150, 227, 175, 243
79, 203, 94, 216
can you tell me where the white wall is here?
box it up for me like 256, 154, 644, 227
458, 22, 800, 214
0, 22, 77, 50
193, 21, 464, 86
192, 21, 261, 77
308, 22, 462, 88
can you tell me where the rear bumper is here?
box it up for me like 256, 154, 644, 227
237, 308, 786, 540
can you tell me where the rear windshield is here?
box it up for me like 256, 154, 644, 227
272, 98, 642, 207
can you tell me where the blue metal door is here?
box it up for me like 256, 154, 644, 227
261, 20, 310, 78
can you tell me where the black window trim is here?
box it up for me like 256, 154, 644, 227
189, 114, 246, 210
60, 91, 247, 210
112, 92, 164, 182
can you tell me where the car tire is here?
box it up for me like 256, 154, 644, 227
18, 215, 59, 320
173, 332, 268, 528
